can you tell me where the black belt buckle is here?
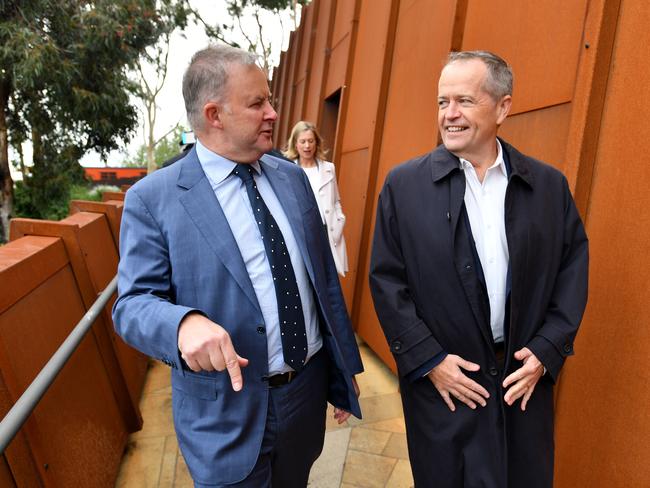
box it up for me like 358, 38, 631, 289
266, 370, 296, 388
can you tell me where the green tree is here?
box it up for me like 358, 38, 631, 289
199, 0, 308, 77
134, 31, 178, 174
0, 0, 190, 241
231, 0, 309, 75
127, 125, 188, 168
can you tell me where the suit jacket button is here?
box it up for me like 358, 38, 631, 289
257, 326, 266, 334
489, 367, 498, 376
563, 343, 573, 353
392, 340, 402, 352
465, 264, 472, 270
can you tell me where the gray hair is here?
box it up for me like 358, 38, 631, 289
182, 45, 259, 131
445, 50, 513, 100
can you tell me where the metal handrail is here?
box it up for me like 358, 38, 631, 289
0, 275, 118, 452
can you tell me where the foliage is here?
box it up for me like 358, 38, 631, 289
134, 33, 174, 173
198, 0, 309, 76
127, 125, 188, 167
14, 180, 109, 222
0, 0, 192, 240
70, 184, 108, 203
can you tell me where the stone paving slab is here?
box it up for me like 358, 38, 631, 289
115, 339, 414, 487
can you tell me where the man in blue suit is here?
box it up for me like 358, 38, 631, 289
113, 45, 363, 487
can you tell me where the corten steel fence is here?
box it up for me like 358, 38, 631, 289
0, 275, 117, 453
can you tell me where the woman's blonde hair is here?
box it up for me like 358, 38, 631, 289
283, 121, 328, 161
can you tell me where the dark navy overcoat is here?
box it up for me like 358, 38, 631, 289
369, 139, 588, 487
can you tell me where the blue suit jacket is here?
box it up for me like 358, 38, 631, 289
112, 148, 363, 484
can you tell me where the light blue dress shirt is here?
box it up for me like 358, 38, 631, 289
196, 140, 322, 374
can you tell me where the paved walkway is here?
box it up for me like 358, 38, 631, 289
115, 339, 414, 487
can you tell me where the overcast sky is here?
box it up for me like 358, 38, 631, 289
9, 0, 297, 178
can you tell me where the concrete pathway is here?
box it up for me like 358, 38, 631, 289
115, 339, 414, 487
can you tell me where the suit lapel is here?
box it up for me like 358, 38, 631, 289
261, 156, 318, 286
177, 151, 260, 312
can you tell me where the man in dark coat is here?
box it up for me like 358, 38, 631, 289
369, 51, 588, 487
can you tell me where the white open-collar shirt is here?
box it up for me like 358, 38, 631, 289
459, 139, 509, 343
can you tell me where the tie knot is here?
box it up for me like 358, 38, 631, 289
233, 163, 255, 183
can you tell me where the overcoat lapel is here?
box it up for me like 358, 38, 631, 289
431, 149, 494, 349
176, 151, 260, 312
501, 141, 534, 351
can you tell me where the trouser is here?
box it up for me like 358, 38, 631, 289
195, 348, 329, 488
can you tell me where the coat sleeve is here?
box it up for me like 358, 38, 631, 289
526, 177, 589, 381
112, 187, 199, 372
369, 175, 445, 377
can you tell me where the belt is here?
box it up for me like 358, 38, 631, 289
265, 370, 298, 388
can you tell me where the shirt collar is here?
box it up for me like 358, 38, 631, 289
459, 139, 507, 177
196, 138, 262, 184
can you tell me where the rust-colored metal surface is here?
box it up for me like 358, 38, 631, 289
330, 0, 355, 51
278, 30, 300, 148
336, 147, 369, 305
304, 0, 336, 125
553, 0, 650, 485
0, 454, 16, 487
0, 368, 39, 487
69, 199, 124, 249
101, 191, 124, 202
499, 102, 572, 173
335, 0, 396, 311
563, 0, 622, 214
462, 0, 587, 115
272, 50, 289, 147
291, 1, 316, 125
323, 0, 356, 98
9, 216, 144, 433
355, 0, 458, 372
273, 0, 650, 483
62, 213, 148, 415
0, 237, 127, 487
286, 24, 306, 141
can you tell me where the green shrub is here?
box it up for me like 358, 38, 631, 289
13, 182, 119, 221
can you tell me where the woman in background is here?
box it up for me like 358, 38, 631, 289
284, 121, 348, 276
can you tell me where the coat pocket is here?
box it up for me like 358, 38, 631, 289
172, 374, 219, 400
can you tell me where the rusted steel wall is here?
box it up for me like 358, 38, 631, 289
273, 0, 650, 485
0, 236, 127, 486
0, 197, 146, 486
553, 0, 650, 486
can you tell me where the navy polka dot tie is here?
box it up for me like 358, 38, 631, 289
233, 164, 308, 371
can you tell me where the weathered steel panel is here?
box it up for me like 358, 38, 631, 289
462, 0, 587, 115
554, 1, 650, 486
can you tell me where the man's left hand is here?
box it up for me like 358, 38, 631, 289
502, 347, 544, 411
333, 376, 360, 424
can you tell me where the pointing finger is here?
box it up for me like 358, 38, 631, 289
219, 339, 246, 391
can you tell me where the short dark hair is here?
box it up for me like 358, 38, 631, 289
445, 50, 513, 100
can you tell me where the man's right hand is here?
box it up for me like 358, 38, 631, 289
427, 354, 489, 411
177, 313, 249, 391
